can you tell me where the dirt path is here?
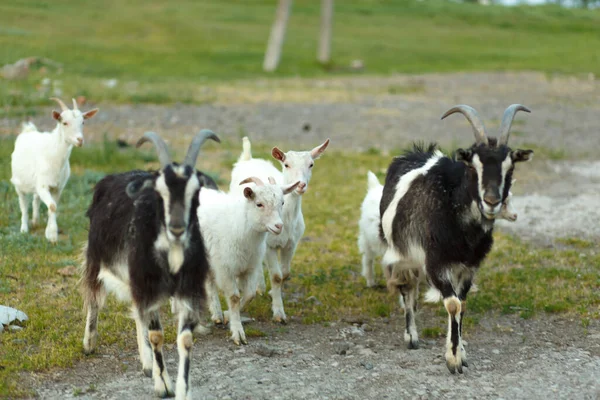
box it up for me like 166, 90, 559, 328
27, 313, 600, 400
8, 72, 600, 398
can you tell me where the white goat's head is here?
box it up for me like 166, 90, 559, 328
51, 98, 99, 147
240, 177, 300, 235
270, 139, 329, 196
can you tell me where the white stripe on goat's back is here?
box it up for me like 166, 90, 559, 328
381, 153, 443, 253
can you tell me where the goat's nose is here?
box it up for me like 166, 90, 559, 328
274, 223, 283, 231
483, 194, 501, 207
76, 137, 83, 146
169, 226, 185, 237
298, 183, 306, 189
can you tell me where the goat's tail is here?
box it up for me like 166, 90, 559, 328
21, 121, 38, 133
239, 136, 252, 161
367, 171, 381, 190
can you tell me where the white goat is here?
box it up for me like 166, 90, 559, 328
358, 172, 518, 290
199, 177, 299, 344
10, 97, 98, 242
229, 137, 329, 323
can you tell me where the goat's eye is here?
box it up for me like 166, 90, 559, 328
257, 203, 264, 208
63, 122, 68, 126
282, 201, 285, 206
284, 163, 290, 168
309, 163, 314, 168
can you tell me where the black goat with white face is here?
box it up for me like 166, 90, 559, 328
81, 130, 220, 399
379, 104, 533, 374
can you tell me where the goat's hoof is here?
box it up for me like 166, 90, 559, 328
462, 359, 469, 368
407, 340, 420, 350
143, 368, 152, 378
20, 227, 28, 233
446, 356, 464, 374
83, 348, 95, 355
272, 311, 287, 324
155, 388, 175, 398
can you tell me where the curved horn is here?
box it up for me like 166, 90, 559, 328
239, 177, 265, 187
498, 104, 531, 145
136, 131, 172, 168
50, 97, 68, 112
183, 129, 221, 168
72, 98, 79, 110
441, 105, 488, 145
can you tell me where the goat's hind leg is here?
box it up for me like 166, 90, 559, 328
175, 302, 199, 400
15, 187, 29, 233
133, 309, 153, 377
147, 310, 174, 397
392, 265, 420, 349
31, 194, 40, 226
82, 270, 105, 355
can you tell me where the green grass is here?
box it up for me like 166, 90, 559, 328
2, 0, 600, 108
0, 137, 598, 397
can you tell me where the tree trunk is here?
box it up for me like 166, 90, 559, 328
263, 0, 293, 72
317, 0, 334, 65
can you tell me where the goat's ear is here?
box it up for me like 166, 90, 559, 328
83, 108, 99, 120
52, 111, 62, 122
126, 178, 155, 199
197, 172, 218, 190
310, 138, 330, 159
455, 148, 473, 164
282, 181, 300, 195
511, 149, 533, 163
243, 187, 255, 200
272, 147, 286, 162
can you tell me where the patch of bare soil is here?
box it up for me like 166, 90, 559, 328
25, 311, 600, 400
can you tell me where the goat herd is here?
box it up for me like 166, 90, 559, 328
9, 98, 533, 398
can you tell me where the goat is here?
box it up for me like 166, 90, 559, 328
359, 172, 518, 288
199, 177, 300, 345
80, 130, 220, 399
10, 98, 98, 242
229, 136, 329, 322
379, 104, 533, 374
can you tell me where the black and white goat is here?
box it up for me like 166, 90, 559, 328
379, 104, 533, 374
81, 130, 219, 399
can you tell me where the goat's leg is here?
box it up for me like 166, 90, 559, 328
265, 248, 286, 323
224, 284, 246, 345
206, 273, 223, 325
175, 305, 199, 400
36, 186, 59, 242
148, 311, 174, 397
398, 270, 420, 349
31, 194, 40, 226
457, 275, 474, 369
15, 188, 29, 233
280, 242, 297, 281
428, 267, 465, 374
133, 310, 153, 377
82, 287, 104, 355
361, 247, 376, 288
255, 265, 267, 296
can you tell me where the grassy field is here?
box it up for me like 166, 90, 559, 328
1, 0, 600, 113
0, 136, 598, 397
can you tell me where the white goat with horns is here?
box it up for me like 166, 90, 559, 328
10, 97, 99, 242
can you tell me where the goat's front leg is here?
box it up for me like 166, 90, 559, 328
175, 305, 199, 400
36, 185, 59, 243
133, 310, 153, 377
361, 247, 376, 288
224, 284, 246, 345
15, 187, 29, 233
265, 247, 286, 323
457, 277, 473, 369
205, 272, 223, 325
147, 311, 174, 397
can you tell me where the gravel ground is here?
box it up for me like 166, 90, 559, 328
7, 72, 600, 399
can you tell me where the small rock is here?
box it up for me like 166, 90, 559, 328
492, 349, 500, 355
8, 325, 23, 332
255, 343, 277, 357
360, 361, 373, 370
305, 296, 322, 306
334, 342, 351, 355
361, 323, 373, 332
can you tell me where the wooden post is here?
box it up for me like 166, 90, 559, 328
263, 0, 293, 72
317, 0, 333, 65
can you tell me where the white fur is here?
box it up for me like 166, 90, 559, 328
10, 99, 98, 242
357, 171, 386, 287
198, 179, 295, 344
228, 137, 329, 322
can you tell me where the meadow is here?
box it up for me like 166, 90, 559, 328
0, 135, 598, 397
1, 0, 600, 397
2, 0, 600, 114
